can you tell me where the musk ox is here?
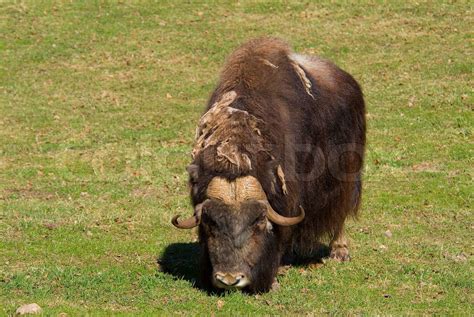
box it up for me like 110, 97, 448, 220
172, 38, 366, 293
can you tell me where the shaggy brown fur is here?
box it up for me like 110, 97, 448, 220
184, 37, 366, 292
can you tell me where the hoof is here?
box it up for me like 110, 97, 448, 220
271, 279, 281, 291
330, 247, 351, 262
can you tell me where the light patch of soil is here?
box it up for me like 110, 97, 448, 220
0, 188, 57, 200
411, 162, 439, 172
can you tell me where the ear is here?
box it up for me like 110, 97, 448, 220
186, 164, 199, 182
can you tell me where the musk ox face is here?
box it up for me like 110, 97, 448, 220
199, 199, 280, 292
172, 174, 305, 293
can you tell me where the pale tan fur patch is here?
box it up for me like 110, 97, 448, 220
192, 90, 238, 159
289, 59, 315, 99
192, 90, 266, 172
259, 58, 279, 69
289, 53, 336, 92
277, 164, 288, 195
216, 141, 252, 170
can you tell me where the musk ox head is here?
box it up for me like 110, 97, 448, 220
172, 175, 304, 293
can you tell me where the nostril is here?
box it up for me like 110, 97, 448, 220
215, 273, 225, 282
214, 272, 246, 287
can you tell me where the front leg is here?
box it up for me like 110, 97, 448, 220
329, 226, 350, 261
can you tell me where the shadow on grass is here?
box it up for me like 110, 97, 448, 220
282, 244, 331, 267
158, 242, 201, 287
158, 242, 331, 293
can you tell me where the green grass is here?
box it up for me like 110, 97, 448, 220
0, 1, 472, 315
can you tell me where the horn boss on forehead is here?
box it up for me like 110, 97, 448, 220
206, 176, 267, 203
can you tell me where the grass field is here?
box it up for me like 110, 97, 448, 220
0, 1, 472, 315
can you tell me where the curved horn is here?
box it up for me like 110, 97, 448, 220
260, 201, 305, 226
171, 200, 208, 229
